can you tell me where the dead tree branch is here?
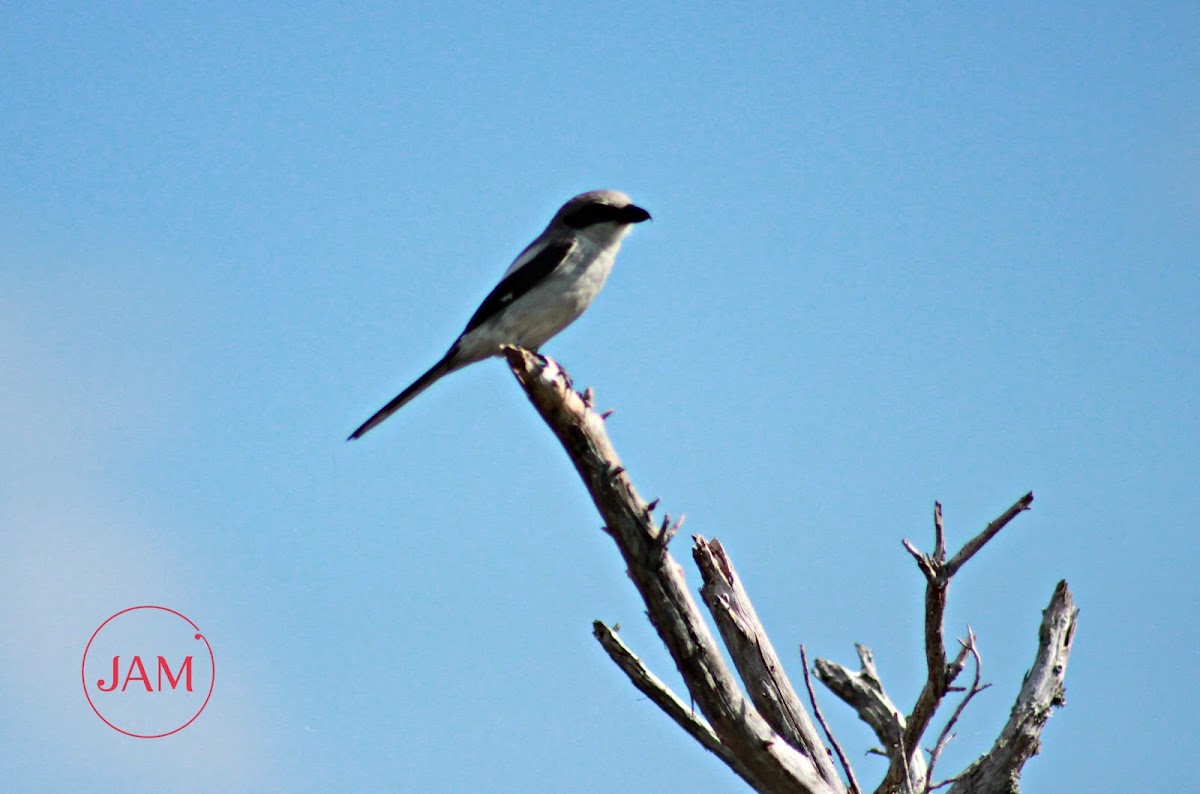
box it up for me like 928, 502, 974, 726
503, 347, 841, 794
946, 581, 1078, 794
694, 537, 841, 781
877, 494, 1035, 794
503, 348, 1075, 794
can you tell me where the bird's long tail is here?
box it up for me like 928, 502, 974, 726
347, 348, 461, 440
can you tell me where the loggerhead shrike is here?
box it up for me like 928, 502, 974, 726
348, 189, 651, 440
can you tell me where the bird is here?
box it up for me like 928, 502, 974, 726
348, 189, 651, 440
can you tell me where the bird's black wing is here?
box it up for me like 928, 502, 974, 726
461, 238, 575, 334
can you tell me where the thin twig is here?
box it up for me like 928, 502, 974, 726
800, 645, 862, 794
926, 627, 991, 789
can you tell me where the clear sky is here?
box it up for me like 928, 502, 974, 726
2, 3, 1196, 792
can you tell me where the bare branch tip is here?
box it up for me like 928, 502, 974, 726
656, 514, 681, 548
902, 539, 936, 580
933, 501, 947, 561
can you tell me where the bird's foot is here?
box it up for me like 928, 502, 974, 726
533, 351, 574, 390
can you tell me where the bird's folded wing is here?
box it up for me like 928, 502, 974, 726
462, 238, 576, 334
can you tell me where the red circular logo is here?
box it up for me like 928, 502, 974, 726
81, 606, 215, 738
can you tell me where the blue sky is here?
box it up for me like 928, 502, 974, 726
2, 3, 1196, 792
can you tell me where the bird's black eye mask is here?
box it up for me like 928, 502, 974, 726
562, 202, 651, 229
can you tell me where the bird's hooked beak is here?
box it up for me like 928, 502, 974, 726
623, 204, 652, 224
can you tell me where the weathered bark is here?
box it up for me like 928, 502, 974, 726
503, 348, 1076, 794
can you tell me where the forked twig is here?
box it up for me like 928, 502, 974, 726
926, 627, 991, 790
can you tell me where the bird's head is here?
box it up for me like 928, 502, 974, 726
553, 190, 651, 241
